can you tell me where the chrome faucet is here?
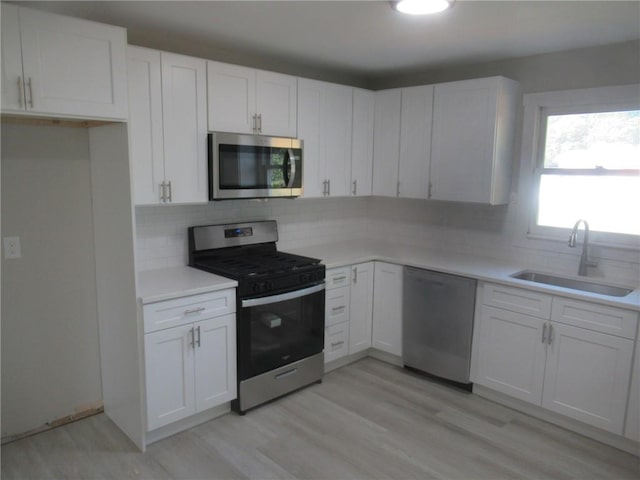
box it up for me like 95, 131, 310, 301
568, 219, 597, 276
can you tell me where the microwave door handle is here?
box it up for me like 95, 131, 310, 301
284, 149, 296, 188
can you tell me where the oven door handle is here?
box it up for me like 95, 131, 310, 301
242, 283, 325, 308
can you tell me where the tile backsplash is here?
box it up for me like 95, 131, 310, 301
135, 196, 640, 286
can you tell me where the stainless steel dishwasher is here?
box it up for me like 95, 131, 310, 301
402, 267, 477, 386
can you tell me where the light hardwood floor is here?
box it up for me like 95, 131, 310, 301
3, 358, 639, 479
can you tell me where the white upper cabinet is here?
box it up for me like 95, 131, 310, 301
127, 47, 208, 205
207, 61, 297, 137
298, 78, 353, 198
399, 85, 434, 199
1, 4, 128, 120
372, 89, 402, 197
430, 76, 519, 204
350, 88, 375, 197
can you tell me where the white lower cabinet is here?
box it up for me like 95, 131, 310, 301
372, 262, 403, 357
624, 341, 640, 441
349, 262, 374, 354
325, 322, 350, 363
473, 282, 637, 435
143, 290, 236, 431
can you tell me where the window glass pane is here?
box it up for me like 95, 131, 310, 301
538, 174, 640, 235
544, 111, 640, 169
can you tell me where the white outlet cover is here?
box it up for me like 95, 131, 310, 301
3, 236, 22, 259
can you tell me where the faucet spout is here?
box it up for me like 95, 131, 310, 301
568, 219, 596, 276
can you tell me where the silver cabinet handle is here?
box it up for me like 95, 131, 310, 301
196, 325, 201, 347
353, 266, 358, 283
322, 179, 327, 196
332, 276, 346, 282
331, 305, 345, 313
167, 180, 172, 202
397, 181, 401, 197
252, 114, 257, 133
257, 113, 262, 133
352, 180, 357, 196
331, 341, 344, 348
189, 327, 195, 348
160, 182, 166, 202
542, 323, 547, 344
184, 307, 205, 315
428, 182, 433, 199
26, 77, 34, 108
548, 324, 553, 345
327, 179, 331, 196
17, 76, 24, 107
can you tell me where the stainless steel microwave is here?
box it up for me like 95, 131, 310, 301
208, 132, 303, 200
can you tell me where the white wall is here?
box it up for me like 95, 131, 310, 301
1, 124, 102, 438
134, 41, 640, 287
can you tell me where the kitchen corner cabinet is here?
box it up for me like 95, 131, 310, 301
372, 262, 403, 356
127, 47, 208, 205
349, 262, 374, 354
298, 78, 353, 198
429, 76, 519, 205
350, 89, 375, 197
1, 4, 128, 120
372, 89, 402, 197
143, 290, 236, 431
207, 61, 297, 137
473, 282, 637, 434
372, 85, 434, 199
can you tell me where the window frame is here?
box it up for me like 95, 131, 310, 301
522, 84, 640, 250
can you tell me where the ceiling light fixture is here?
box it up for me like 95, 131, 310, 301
393, 0, 453, 15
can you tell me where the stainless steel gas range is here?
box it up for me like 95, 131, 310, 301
188, 221, 325, 414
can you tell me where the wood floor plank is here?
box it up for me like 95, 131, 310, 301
2, 357, 638, 480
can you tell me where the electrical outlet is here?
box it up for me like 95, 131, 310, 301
4, 236, 22, 259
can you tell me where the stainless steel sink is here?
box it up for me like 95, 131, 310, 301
510, 270, 635, 297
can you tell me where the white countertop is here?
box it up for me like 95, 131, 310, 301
288, 240, 640, 312
137, 266, 237, 304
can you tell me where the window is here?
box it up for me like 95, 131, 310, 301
523, 85, 640, 248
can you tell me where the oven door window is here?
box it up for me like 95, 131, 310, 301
239, 287, 324, 379
219, 145, 302, 190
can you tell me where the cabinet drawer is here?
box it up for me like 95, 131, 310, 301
143, 289, 235, 333
326, 286, 350, 327
326, 267, 351, 290
551, 298, 638, 339
482, 283, 552, 319
325, 322, 349, 363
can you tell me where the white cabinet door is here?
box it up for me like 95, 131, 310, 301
430, 76, 517, 204
16, 6, 127, 119
624, 341, 640, 441
194, 315, 237, 412
298, 78, 327, 198
127, 47, 165, 205
351, 88, 375, 197
473, 305, 547, 405
372, 262, 403, 356
372, 89, 402, 197
207, 61, 255, 134
144, 324, 195, 431
324, 83, 353, 197
542, 322, 634, 434
349, 262, 374, 354
256, 70, 297, 137
398, 85, 433, 199
161, 52, 208, 204
1, 3, 24, 112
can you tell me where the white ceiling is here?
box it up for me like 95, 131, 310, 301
16, 1, 640, 79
